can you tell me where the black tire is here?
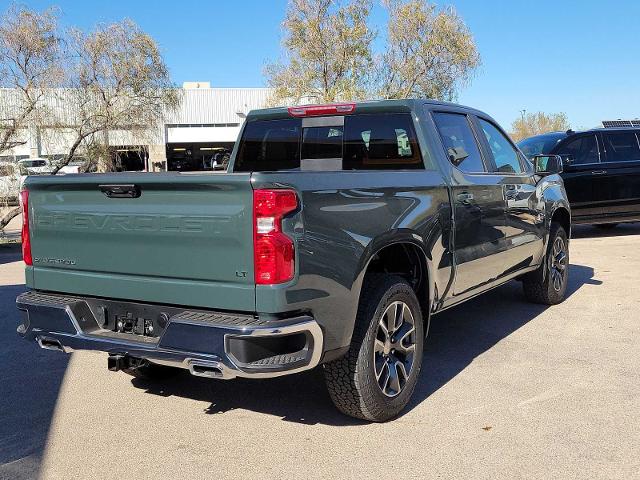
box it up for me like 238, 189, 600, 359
522, 222, 569, 305
323, 274, 425, 422
122, 360, 181, 380
594, 223, 618, 230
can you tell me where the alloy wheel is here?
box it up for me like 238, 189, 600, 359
549, 236, 568, 292
373, 301, 417, 397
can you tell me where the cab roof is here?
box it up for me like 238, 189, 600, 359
245, 98, 490, 121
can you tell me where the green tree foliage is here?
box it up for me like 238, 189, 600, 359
265, 0, 375, 105
511, 112, 571, 142
266, 0, 481, 105
379, 0, 480, 100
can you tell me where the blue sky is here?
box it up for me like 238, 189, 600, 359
5, 0, 640, 129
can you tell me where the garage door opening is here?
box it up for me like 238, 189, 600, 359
112, 146, 147, 172
167, 143, 234, 172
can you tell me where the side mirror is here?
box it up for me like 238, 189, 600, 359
533, 154, 563, 175
447, 146, 469, 166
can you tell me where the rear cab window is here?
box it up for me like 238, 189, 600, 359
234, 113, 423, 172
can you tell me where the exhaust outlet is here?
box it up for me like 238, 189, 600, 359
188, 360, 227, 379
37, 336, 65, 353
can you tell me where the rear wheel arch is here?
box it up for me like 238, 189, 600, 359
360, 240, 433, 327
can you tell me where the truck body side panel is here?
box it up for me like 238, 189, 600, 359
251, 170, 452, 352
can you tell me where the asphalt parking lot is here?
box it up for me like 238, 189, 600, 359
1, 225, 639, 480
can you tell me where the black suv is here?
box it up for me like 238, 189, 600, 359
519, 128, 640, 227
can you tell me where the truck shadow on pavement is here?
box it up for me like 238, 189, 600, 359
0, 245, 70, 480
132, 263, 600, 426
571, 223, 640, 238
0, 244, 22, 265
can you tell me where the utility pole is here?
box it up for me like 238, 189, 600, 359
519, 109, 526, 122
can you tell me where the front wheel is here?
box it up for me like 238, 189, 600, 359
323, 274, 424, 422
522, 222, 569, 305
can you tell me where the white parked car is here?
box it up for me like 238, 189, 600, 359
17, 158, 56, 175
57, 160, 85, 174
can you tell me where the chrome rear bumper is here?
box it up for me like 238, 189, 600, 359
16, 291, 323, 380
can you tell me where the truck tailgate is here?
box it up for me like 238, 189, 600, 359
26, 173, 255, 311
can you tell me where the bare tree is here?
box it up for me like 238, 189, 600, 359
378, 0, 481, 100
511, 112, 570, 142
49, 19, 179, 173
1, 9, 178, 233
0, 4, 63, 232
265, 0, 375, 105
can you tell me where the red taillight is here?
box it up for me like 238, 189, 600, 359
21, 190, 32, 266
287, 103, 356, 117
253, 189, 298, 285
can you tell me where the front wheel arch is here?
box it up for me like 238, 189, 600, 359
550, 207, 571, 240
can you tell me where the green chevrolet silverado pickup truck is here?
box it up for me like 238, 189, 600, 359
16, 99, 571, 421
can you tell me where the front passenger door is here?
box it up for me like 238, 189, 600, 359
475, 117, 544, 271
432, 112, 507, 297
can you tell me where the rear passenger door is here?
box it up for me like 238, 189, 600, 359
555, 134, 603, 220
599, 130, 640, 218
431, 111, 508, 296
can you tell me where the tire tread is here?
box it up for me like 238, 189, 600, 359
323, 274, 423, 421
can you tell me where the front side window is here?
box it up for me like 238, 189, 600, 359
433, 112, 486, 173
602, 132, 640, 162
478, 118, 523, 174
556, 135, 599, 165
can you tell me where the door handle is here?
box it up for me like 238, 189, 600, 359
99, 184, 141, 198
456, 192, 474, 203
591, 170, 607, 175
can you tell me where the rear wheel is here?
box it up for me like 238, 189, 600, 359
323, 274, 424, 422
522, 222, 569, 305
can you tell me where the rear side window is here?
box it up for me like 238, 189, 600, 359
556, 135, 599, 165
602, 132, 640, 162
432, 112, 486, 173
234, 113, 422, 172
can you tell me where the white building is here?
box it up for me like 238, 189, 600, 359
0, 83, 272, 172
